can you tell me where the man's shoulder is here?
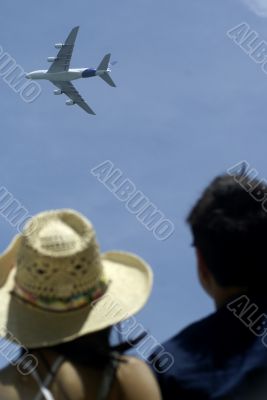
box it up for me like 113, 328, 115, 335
163, 311, 217, 352
155, 301, 267, 399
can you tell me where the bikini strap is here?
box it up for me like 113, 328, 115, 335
31, 355, 64, 400
96, 354, 120, 400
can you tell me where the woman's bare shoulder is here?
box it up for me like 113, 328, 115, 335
116, 356, 162, 400
119, 355, 154, 371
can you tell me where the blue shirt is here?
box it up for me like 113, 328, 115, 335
155, 295, 267, 399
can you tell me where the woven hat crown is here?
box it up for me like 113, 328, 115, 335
14, 210, 107, 308
0, 208, 152, 347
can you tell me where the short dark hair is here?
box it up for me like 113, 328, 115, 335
187, 170, 267, 290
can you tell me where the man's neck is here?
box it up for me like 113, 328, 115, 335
213, 286, 247, 309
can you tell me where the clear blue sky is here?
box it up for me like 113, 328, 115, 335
1, 0, 267, 366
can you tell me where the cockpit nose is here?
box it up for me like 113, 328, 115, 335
25, 73, 30, 79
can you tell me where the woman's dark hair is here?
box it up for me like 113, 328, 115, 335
28, 326, 147, 369
187, 169, 267, 291
49, 327, 114, 368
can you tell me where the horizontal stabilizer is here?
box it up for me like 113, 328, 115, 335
99, 72, 116, 87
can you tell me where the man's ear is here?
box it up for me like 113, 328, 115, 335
195, 247, 213, 295
196, 248, 208, 277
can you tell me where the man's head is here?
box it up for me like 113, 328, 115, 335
187, 169, 267, 304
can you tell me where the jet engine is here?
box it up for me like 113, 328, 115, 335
47, 57, 57, 62
54, 89, 62, 95
66, 100, 75, 106
55, 43, 64, 49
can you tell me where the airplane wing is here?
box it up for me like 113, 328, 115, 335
51, 81, 96, 115
48, 26, 79, 73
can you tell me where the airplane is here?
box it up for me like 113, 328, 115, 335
25, 26, 116, 115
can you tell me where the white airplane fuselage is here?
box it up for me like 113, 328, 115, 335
26, 68, 104, 81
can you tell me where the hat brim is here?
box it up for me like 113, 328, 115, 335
0, 251, 152, 348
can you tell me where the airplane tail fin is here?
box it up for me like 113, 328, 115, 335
97, 54, 111, 71
97, 54, 116, 87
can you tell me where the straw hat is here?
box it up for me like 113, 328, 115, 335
0, 209, 152, 348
